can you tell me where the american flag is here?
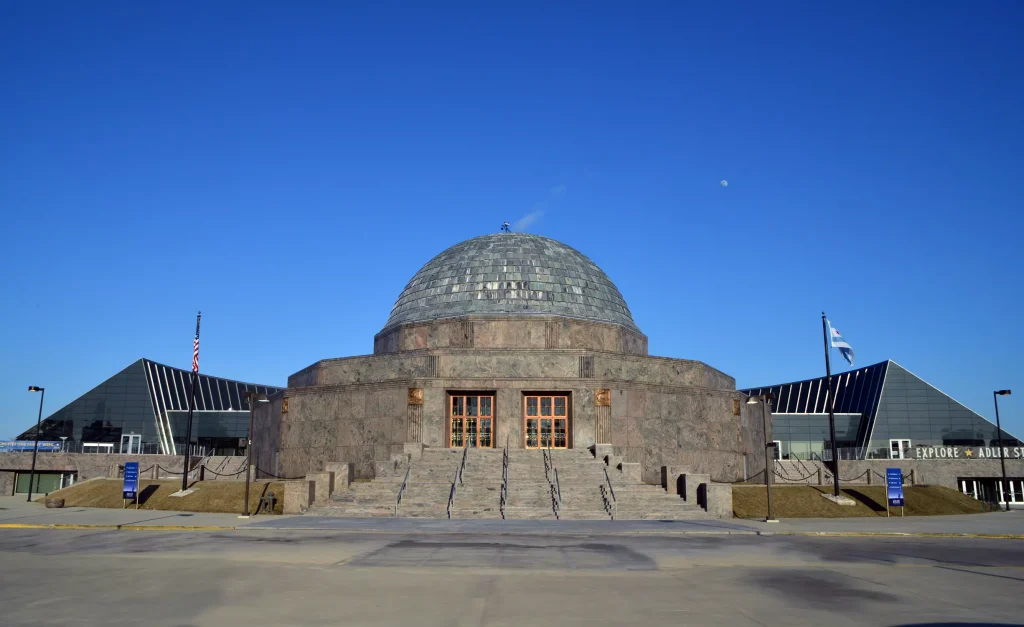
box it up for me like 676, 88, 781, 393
191, 311, 201, 373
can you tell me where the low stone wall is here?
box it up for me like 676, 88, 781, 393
0, 453, 199, 496
772, 458, 1024, 490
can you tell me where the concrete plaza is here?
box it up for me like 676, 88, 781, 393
1, 498, 1023, 626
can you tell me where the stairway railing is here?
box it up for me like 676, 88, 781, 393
394, 463, 411, 518
601, 466, 617, 520
446, 444, 468, 519
499, 435, 509, 519
542, 443, 561, 519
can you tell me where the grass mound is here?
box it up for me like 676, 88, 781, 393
37, 479, 285, 515
733, 484, 994, 519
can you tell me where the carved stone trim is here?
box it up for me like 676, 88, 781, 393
408, 387, 424, 405
281, 398, 289, 413
595, 388, 611, 407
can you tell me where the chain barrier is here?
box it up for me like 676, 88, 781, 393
254, 466, 306, 480
205, 465, 249, 477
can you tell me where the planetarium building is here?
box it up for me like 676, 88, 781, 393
254, 232, 767, 485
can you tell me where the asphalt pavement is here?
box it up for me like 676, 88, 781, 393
0, 525, 1021, 626
3, 496, 1023, 537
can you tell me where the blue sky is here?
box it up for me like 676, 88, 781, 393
1, 2, 1021, 439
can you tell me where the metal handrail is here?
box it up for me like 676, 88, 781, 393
446, 444, 468, 519
603, 466, 616, 502
394, 463, 411, 518
543, 443, 561, 518
458, 443, 468, 486
499, 435, 509, 519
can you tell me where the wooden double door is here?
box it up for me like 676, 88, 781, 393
449, 394, 494, 448
447, 393, 571, 449
524, 394, 569, 449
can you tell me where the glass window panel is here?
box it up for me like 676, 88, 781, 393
480, 396, 492, 416
200, 377, 213, 410
228, 383, 242, 412
527, 397, 538, 416
451, 417, 463, 447
467, 396, 478, 417
541, 397, 552, 416
466, 418, 478, 447
554, 397, 566, 416
554, 419, 567, 447
217, 379, 231, 409
453, 396, 463, 416
480, 418, 492, 448
540, 418, 552, 446
526, 419, 538, 447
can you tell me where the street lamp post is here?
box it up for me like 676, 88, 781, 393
241, 392, 269, 517
747, 393, 777, 523
994, 390, 1012, 511
26, 386, 45, 503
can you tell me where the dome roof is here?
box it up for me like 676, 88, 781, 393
382, 233, 641, 334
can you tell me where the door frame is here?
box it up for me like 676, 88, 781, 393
120, 434, 142, 455
522, 392, 572, 449
889, 438, 911, 459
446, 391, 496, 448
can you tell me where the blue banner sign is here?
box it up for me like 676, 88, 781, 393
123, 462, 139, 500
886, 467, 905, 507
0, 440, 62, 453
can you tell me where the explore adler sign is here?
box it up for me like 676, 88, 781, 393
915, 446, 1024, 460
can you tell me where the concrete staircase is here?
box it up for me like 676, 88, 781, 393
308, 446, 711, 520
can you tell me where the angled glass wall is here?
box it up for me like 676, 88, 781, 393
743, 360, 1021, 460
17, 358, 281, 455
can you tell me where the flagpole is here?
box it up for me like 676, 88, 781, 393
821, 312, 841, 498
181, 311, 201, 492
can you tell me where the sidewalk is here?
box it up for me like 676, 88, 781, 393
2, 496, 1021, 537
0, 496, 280, 529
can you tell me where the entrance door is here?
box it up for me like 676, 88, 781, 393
524, 395, 568, 448
449, 394, 494, 448
889, 439, 911, 459
120, 434, 141, 455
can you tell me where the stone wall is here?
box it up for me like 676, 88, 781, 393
772, 458, 1024, 490
272, 377, 760, 484
293, 349, 734, 391
372, 316, 649, 356
252, 394, 284, 478
0, 453, 177, 496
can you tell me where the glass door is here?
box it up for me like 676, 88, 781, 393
524, 395, 568, 448
120, 434, 141, 454
449, 395, 494, 448
889, 439, 911, 459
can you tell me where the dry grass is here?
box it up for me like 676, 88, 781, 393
733, 484, 994, 519
37, 479, 285, 515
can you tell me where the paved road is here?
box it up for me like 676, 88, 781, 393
4, 497, 1023, 537
0, 526, 1021, 626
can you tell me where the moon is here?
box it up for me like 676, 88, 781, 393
720, 180, 728, 188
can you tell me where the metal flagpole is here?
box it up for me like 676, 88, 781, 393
181, 312, 201, 492
821, 313, 841, 498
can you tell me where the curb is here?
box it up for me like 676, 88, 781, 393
0, 523, 235, 531
0, 523, 1021, 539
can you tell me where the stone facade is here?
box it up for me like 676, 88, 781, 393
255, 232, 769, 488
257, 338, 768, 484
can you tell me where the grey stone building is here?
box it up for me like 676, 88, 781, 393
255, 232, 768, 485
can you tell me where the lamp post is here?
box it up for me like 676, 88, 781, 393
241, 391, 269, 517
994, 390, 1012, 511
747, 393, 778, 523
26, 386, 45, 503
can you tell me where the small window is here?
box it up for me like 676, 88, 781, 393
554, 397, 566, 416
481, 397, 492, 416
541, 397, 552, 416
526, 397, 538, 416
